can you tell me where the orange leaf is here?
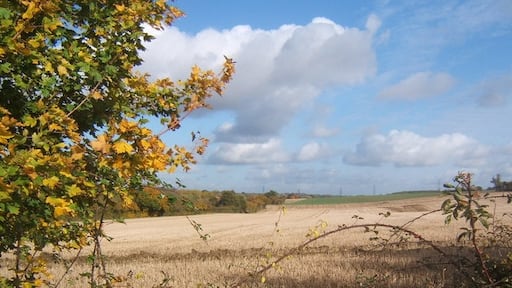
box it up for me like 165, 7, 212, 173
90, 134, 111, 153
90, 91, 103, 100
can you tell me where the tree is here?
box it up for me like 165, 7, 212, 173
0, 1, 234, 286
217, 190, 247, 212
491, 174, 502, 191
264, 190, 285, 205
134, 187, 168, 216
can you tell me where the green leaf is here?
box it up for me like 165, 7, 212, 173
444, 214, 452, 224
0, 63, 11, 73
7, 205, 20, 215
479, 218, 490, 229
0, 7, 11, 19
441, 199, 452, 212
32, 132, 45, 147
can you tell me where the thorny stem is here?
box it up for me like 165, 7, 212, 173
186, 216, 210, 244
273, 206, 286, 233
54, 247, 83, 288
232, 223, 468, 287
464, 178, 494, 284
155, 110, 193, 138
373, 208, 443, 249
14, 238, 21, 286
90, 194, 110, 287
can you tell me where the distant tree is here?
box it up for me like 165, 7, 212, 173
217, 190, 247, 212
134, 187, 167, 216
491, 174, 503, 191
502, 181, 512, 191
264, 190, 286, 205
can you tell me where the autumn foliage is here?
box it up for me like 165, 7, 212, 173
0, 1, 234, 286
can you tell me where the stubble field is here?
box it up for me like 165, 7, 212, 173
5, 194, 511, 287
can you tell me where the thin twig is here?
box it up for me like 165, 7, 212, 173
66, 82, 102, 117
54, 247, 83, 288
231, 223, 466, 287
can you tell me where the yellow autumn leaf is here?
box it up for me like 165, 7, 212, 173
67, 184, 83, 197
122, 194, 134, 208
71, 145, 85, 160
112, 158, 124, 170
48, 122, 62, 131
46, 196, 74, 217
156, 0, 166, 8
90, 90, 103, 100
83, 181, 96, 188
119, 120, 137, 133
140, 127, 152, 137
42, 176, 59, 189
57, 65, 68, 76
150, 137, 165, 150
90, 134, 111, 153
54, 206, 72, 217
43, 19, 61, 31
42, 61, 54, 73
22, 1, 38, 20
0, 127, 13, 144
28, 38, 40, 48
113, 141, 133, 154
1, 115, 17, 126
45, 196, 66, 207
139, 139, 151, 150
59, 171, 74, 178
190, 65, 200, 81
66, 241, 81, 249
147, 157, 167, 171
114, 4, 126, 12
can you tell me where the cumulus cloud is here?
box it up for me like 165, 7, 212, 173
208, 138, 290, 164
311, 125, 340, 138
140, 16, 378, 142
344, 130, 488, 167
379, 72, 455, 100
297, 142, 322, 161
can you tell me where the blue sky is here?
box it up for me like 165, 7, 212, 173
139, 0, 512, 195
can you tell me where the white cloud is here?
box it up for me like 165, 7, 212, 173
344, 130, 488, 167
311, 125, 339, 138
366, 14, 381, 34
379, 72, 455, 100
140, 16, 378, 142
208, 138, 290, 164
297, 142, 321, 161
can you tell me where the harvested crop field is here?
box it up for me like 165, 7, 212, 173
4, 194, 511, 287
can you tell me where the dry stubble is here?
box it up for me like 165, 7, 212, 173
3, 195, 510, 287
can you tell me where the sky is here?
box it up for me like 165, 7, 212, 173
138, 0, 512, 195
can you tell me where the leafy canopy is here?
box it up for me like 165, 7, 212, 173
0, 0, 234, 286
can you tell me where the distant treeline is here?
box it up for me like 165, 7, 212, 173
107, 188, 287, 218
